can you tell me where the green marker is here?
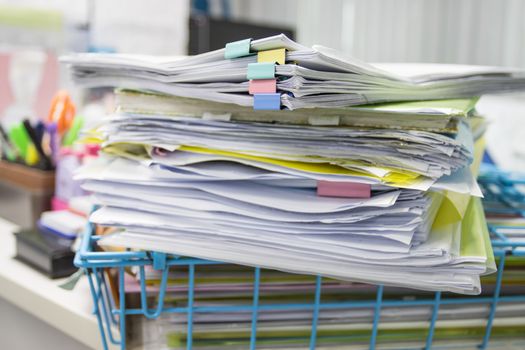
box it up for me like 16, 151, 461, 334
62, 116, 84, 147
8, 123, 31, 160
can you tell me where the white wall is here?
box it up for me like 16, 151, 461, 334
229, 0, 525, 68
90, 0, 189, 55
4, 0, 522, 67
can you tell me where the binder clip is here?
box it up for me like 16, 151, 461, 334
247, 62, 275, 80
249, 79, 277, 94
224, 38, 252, 59
257, 48, 286, 65
253, 93, 281, 110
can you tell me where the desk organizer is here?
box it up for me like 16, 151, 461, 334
0, 161, 55, 228
75, 167, 525, 350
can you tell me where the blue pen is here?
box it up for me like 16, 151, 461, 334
44, 122, 59, 165
35, 121, 45, 146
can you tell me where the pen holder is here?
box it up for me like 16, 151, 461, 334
0, 160, 55, 229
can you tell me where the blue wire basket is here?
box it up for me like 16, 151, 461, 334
75, 168, 525, 350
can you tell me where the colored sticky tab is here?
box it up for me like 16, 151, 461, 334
249, 79, 277, 94
253, 93, 281, 110
247, 62, 275, 80
257, 48, 286, 65
224, 38, 252, 59
317, 181, 371, 198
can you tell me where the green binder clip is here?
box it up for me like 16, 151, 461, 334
247, 62, 275, 80
224, 38, 252, 59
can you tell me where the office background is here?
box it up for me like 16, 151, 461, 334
2, 0, 524, 66
0, 1, 524, 349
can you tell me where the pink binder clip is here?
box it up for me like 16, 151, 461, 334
248, 79, 277, 94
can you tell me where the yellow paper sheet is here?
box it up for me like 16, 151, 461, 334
437, 135, 486, 226
471, 137, 486, 177
179, 145, 423, 187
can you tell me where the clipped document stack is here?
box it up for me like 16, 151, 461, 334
63, 34, 525, 110
65, 35, 525, 294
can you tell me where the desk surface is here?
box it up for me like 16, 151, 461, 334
0, 217, 117, 350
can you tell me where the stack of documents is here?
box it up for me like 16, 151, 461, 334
114, 90, 482, 133
67, 35, 523, 295
62, 34, 525, 110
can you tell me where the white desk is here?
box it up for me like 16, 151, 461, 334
0, 217, 118, 350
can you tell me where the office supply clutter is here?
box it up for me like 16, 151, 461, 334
66, 35, 525, 295
0, 89, 83, 170
39, 209, 87, 240
2, 89, 96, 275
14, 203, 89, 277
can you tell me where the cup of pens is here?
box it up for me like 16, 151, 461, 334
0, 90, 83, 171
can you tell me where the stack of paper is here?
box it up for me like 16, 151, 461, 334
65, 35, 523, 295
62, 34, 525, 110
114, 90, 481, 133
